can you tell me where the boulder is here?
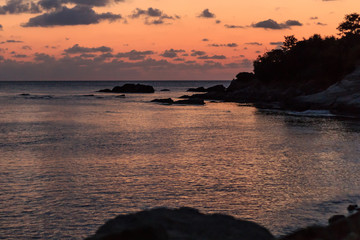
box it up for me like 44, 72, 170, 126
160, 89, 170, 91
187, 86, 207, 92
98, 84, 155, 93
174, 98, 205, 105
151, 98, 174, 104
86, 207, 274, 240
112, 84, 155, 93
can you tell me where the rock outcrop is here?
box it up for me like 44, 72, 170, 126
86, 207, 274, 240
98, 84, 155, 93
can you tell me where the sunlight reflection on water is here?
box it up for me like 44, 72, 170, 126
1, 82, 360, 239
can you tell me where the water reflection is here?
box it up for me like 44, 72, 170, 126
1, 96, 360, 239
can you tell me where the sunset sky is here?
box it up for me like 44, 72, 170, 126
0, 0, 358, 80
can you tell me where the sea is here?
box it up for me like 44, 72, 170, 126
1, 81, 360, 239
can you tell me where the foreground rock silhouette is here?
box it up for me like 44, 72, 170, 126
86, 207, 360, 240
86, 207, 274, 240
98, 84, 155, 93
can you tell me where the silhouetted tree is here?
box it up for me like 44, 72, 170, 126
282, 35, 298, 51
337, 13, 360, 36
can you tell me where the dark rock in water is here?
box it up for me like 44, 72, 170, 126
98, 84, 155, 93
347, 204, 358, 212
179, 95, 191, 99
160, 89, 170, 91
187, 85, 226, 93
187, 86, 206, 92
19, 93, 30, 96
97, 88, 112, 93
112, 84, 155, 93
174, 98, 205, 105
151, 98, 174, 104
115, 94, 125, 98
328, 215, 346, 225
86, 207, 274, 240
206, 84, 226, 92
83, 94, 95, 97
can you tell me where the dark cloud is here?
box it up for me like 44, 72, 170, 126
22, 45, 32, 50
0, 39, 23, 44
173, 58, 184, 61
215, 20, 221, 24
38, 0, 125, 10
0, 24, 3, 30
13, 54, 27, 58
224, 24, 243, 28
34, 52, 55, 61
270, 41, 283, 45
198, 9, 215, 18
316, 22, 327, 26
64, 44, 113, 54
22, 5, 122, 27
130, 7, 179, 25
160, 49, 185, 58
191, 50, 206, 56
245, 42, 262, 46
252, 19, 303, 29
310, 16, 318, 20
198, 55, 226, 60
115, 50, 154, 60
209, 43, 238, 47
0, 0, 41, 14
202, 38, 209, 41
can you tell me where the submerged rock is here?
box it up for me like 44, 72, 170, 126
86, 207, 274, 240
98, 84, 155, 93
160, 89, 170, 91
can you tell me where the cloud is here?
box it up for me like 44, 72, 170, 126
270, 41, 283, 45
115, 50, 154, 60
0, 54, 249, 80
245, 42, 262, 46
130, 7, 180, 25
202, 38, 209, 42
160, 49, 185, 58
13, 54, 27, 58
198, 9, 215, 18
0, 39, 24, 44
0, 0, 41, 14
215, 20, 221, 24
0, 24, 2, 30
191, 50, 206, 56
209, 43, 238, 47
22, 5, 122, 27
64, 44, 112, 54
316, 22, 327, 26
198, 55, 226, 60
38, 0, 125, 10
252, 19, 303, 29
22, 45, 32, 50
310, 16, 318, 20
224, 24, 243, 29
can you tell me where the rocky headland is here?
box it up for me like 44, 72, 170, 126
86, 207, 360, 240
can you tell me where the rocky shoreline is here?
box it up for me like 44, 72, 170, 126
86, 207, 360, 240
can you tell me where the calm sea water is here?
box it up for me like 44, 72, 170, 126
1, 81, 360, 239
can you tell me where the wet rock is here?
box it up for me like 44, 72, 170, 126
151, 98, 174, 104
206, 84, 226, 92
98, 84, 155, 93
112, 84, 155, 93
160, 89, 170, 91
328, 215, 346, 225
347, 204, 359, 212
115, 94, 126, 98
187, 86, 206, 92
86, 207, 274, 240
97, 88, 112, 93
174, 98, 205, 105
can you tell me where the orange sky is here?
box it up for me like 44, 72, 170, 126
0, 0, 359, 80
